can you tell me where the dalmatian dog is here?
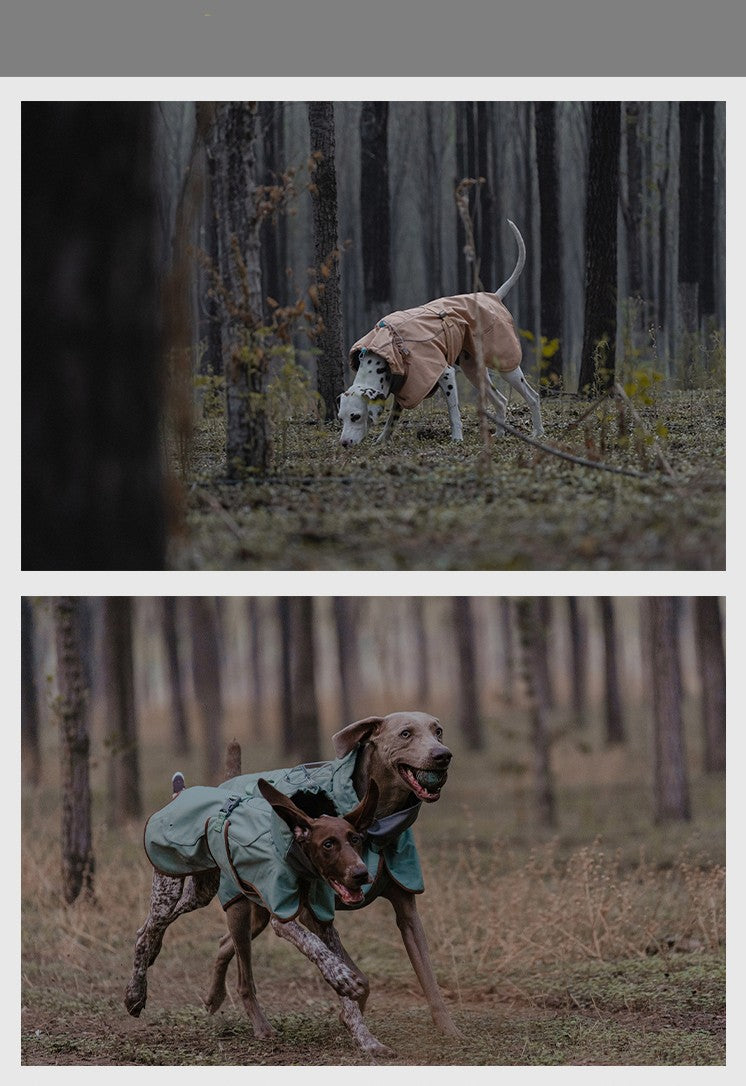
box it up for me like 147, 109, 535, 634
338, 221, 543, 447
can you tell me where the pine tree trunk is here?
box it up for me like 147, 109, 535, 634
566, 597, 587, 727
54, 597, 95, 903
277, 598, 295, 756
22, 103, 164, 569
102, 598, 142, 823
516, 598, 557, 828
693, 597, 725, 772
333, 598, 361, 724
578, 102, 621, 394
308, 102, 345, 420
161, 597, 190, 754
360, 102, 391, 327
598, 597, 625, 744
535, 101, 564, 392
647, 597, 691, 822
188, 597, 223, 782
22, 598, 42, 785
291, 598, 321, 762
246, 598, 265, 739
453, 597, 483, 750
623, 103, 644, 299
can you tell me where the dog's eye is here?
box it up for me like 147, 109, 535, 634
322, 839, 336, 851
435, 727, 443, 739
350, 413, 362, 422
349, 834, 362, 847
399, 729, 410, 739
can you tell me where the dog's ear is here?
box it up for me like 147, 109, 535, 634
344, 780, 379, 833
332, 716, 385, 757
359, 387, 384, 403
257, 778, 313, 833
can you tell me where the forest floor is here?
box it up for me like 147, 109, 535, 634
21, 721, 725, 1067
168, 385, 725, 571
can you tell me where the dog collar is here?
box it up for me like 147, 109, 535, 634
366, 801, 422, 847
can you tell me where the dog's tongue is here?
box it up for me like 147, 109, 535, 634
402, 766, 446, 801
332, 882, 364, 906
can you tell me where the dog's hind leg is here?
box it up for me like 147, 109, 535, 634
215, 899, 275, 1039
124, 868, 220, 1017
502, 366, 544, 437
459, 356, 510, 435
437, 366, 463, 441
204, 899, 270, 1016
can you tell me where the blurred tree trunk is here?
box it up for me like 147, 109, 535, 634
22, 597, 42, 785
411, 597, 431, 705
188, 597, 223, 782
102, 598, 142, 823
647, 597, 691, 822
333, 598, 361, 723
498, 598, 516, 704
536, 597, 554, 708
622, 102, 644, 301
678, 101, 703, 341
22, 103, 164, 570
290, 598, 321, 762
54, 597, 95, 903
246, 598, 265, 739
516, 598, 557, 828
700, 102, 716, 325
657, 104, 674, 357
207, 102, 269, 475
693, 597, 725, 772
578, 102, 621, 394
566, 597, 587, 727
360, 102, 391, 328
259, 102, 288, 309
452, 597, 483, 750
535, 101, 564, 392
161, 596, 190, 755
308, 102, 345, 421
598, 597, 625, 744
423, 104, 444, 299
277, 598, 294, 756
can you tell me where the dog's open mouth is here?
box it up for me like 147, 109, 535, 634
398, 764, 448, 802
330, 880, 365, 906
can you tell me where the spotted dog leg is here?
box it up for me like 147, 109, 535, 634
436, 365, 463, 441
269, 916, 368, 1001
124, 869, 220, 1017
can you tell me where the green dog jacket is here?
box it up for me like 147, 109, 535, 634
143, 746, 424, 923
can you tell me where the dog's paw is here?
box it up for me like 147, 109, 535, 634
124, 984, 146, 1017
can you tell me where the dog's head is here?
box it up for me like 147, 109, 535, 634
338, 389, 388, 446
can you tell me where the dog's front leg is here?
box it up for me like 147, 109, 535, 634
269, 916, 368, 1001
374, 400, 402, 444
437, 367, 463, 441
383, 883, 460, 1037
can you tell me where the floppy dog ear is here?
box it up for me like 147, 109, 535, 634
344, 780, 379, 833
332, 716, 385, 757
359, 386, 385, 402
257, 778, 313, 834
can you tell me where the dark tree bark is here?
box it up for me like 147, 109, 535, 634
22, 103, 164, 570
188, 597, 223, 782
566, 597, 587, 727
535, 101, 564, 392
102, 598, 142, 824
536, 597, 555, 709
516, 598, 557, 828
54, 597, 95, 903
161, 597, 190, 755
308, 102, 345, 421
277, 598, 294, 756
332, 598, 361, 724
693, 597, 725, 773
411, 597, 431, 705
360, 102, 391, 326
578, 102, 621, 394
699, 102, 717, 324
498, 598, 516, 704
678, 101, 703, 332
647, 597, 691, 823
259, 102, 288, 309
452, 597, 483, 751
246, 598, 265, 739
623, 102, 644, 300
423, 104, 444, 300
290, 598, 321, 763
598, 597, 625, 745
207, 102, 269, 475
22, 598, 42, 785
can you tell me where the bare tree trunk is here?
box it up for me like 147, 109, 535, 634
535, 101, 564, 392
291, 598, 321, 763
277, 598, 294, 757
411, 597, 431, 705
693, 597, 725, 773
536, 597, 554, 709
161, 596, 190, 755
102, 598, 142, 824
452, 597, 483, 750
23, 103, 164, 569
598, 597, 625, 744
246, 598, 265, 739
333, 598, 361, 724
360, 102, 391, 328
188, 597, 223, 782
498, 598, 516, 704
308, 102, 345, 420
22, 598, 42, 785
647, 597, 691, 823
623, 102, 644, 300
516, 598, 557, 828
54, 597, 95, 903
566, 597, 587, 727
578, 102, 621, 394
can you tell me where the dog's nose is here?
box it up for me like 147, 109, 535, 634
352, 865, 370, 886
432, 747, 452, 767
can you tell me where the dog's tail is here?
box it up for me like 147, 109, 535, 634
225, 738, 242, 779
495, 220, 526, 301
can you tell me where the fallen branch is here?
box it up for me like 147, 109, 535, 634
484, 410, 653, 480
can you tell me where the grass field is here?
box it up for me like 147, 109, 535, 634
171, 386, 725, 571
21, 700, 725, 1066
